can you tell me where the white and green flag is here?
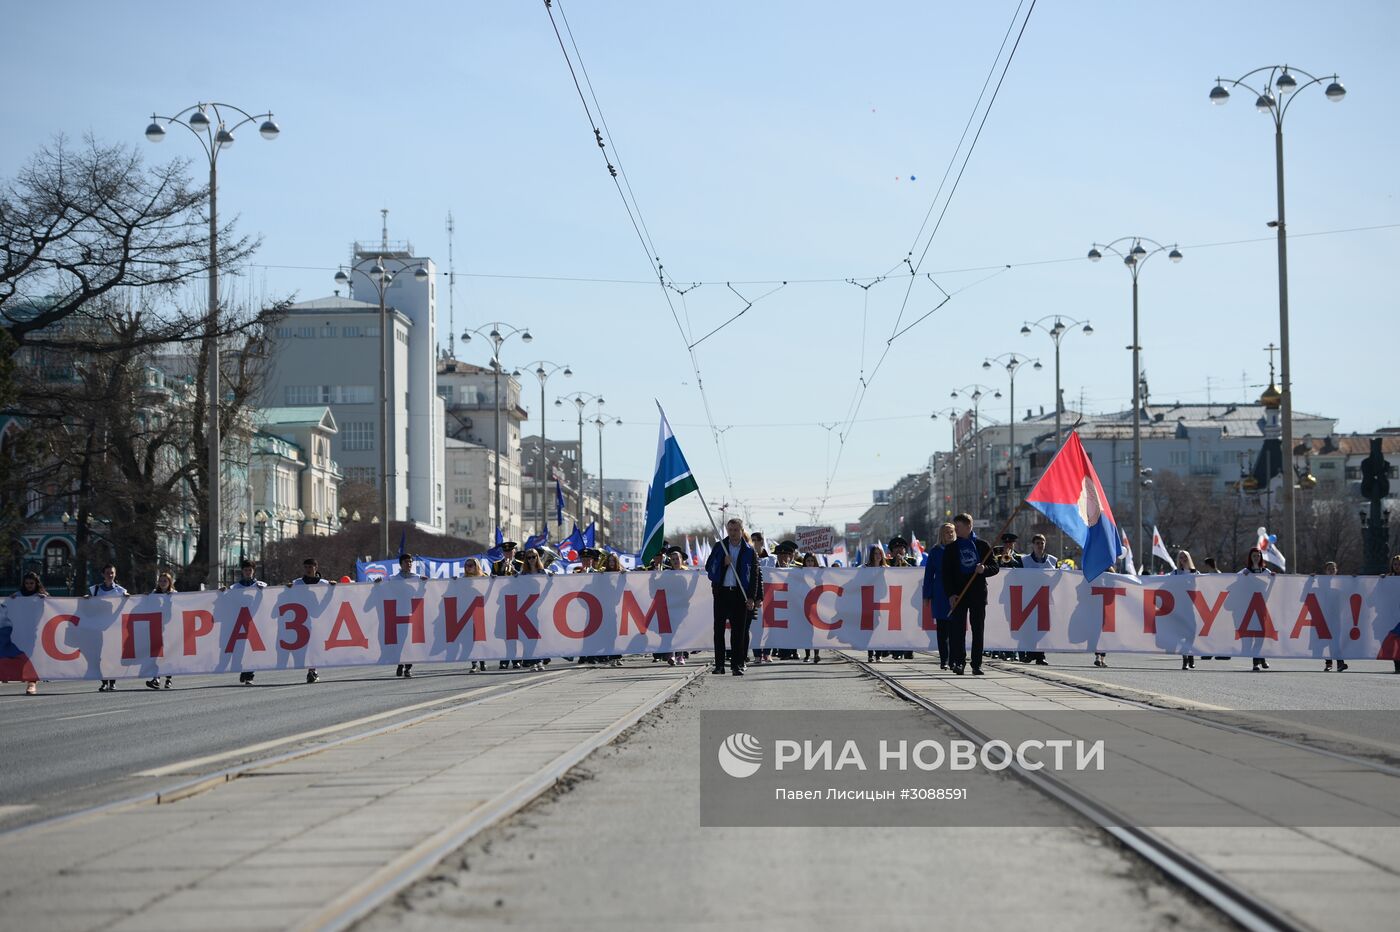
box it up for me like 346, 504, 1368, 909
640, 403, 700, 566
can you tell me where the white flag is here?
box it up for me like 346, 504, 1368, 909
1151, 526, 1176, 571
1119, 528, 1140, 578
1256, 526, 1286, 571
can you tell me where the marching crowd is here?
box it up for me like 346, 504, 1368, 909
5, 521, 1400, 695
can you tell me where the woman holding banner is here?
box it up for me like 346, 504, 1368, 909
923, 523, 956, 670
3, 572, 45, 695
145, 572, 178, 690
1240, 547, 1273, 671
864, 545, 888, 663
1171, 551, 1198, 670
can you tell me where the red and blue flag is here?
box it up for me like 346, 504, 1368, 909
1025, 431, 1123, 582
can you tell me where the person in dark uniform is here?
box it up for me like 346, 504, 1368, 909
886, 536, 916, 659
706, 518, 763, 676
572, 547, 602, 665
492, 541, 521, 577
490, 542, 522, 668
939, 513, 999, 675
770, 540, 801, 660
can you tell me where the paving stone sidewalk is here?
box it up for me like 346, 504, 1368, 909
0, 666, 698, 932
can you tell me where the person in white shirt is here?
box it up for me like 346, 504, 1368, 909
227, 559, 268, 684
290, 558, 333, 683
87, 563, 129, 691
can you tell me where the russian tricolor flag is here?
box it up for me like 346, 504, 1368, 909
1024, 431, 1123, 582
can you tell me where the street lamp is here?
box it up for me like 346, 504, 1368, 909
950, 384, 1001, 515
237, 511, 248, 563
520, 360, 572, 537
930, 407, 960, 518
254, 509, 267, 563
145, 101, 280, 588
1209, 63, 1346, 569
591, 413, 623, 545
1088, 236, 1182, 561
556, 392, 605, 528
982, 354, 1041, 514
1021, 315, 1092, 455
335, 258, 430, 558
462, 322, 533, 540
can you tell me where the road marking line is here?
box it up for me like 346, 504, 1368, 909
135, 675, 557, 777
1008, 665, 1232, 710
54, 708, 131, 722
0, 805, 35, 818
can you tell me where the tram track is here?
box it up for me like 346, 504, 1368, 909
840, 651, 1341, 932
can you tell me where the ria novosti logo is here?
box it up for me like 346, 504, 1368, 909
717, 732, 764, 778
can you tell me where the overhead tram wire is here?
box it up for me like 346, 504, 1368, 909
815, 0, 1040, 521
542, 0, 740, 506
249, 221, 1400, 290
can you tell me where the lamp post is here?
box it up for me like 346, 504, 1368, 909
237, 511, 248, 563
557, 392, 605, 528
1088, 236, 1182, 561
982, 354, 1042, 518
950, 384, 1001, 516
591, 413, 622, 545
145, 102, 280, 588
1209, 65, 1346, 569
521, 360, 572, 536
335, 260, 430, 558
930, 408, 960, 520
254, 510, 267, 563
461, 323, 533, 541
1020, 316, 1093, 453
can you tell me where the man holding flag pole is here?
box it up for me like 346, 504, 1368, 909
641, 403, 761, 676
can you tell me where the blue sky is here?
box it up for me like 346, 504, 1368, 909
4, 0, 1396, 532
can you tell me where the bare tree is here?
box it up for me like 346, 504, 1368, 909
1, 135, 255, 351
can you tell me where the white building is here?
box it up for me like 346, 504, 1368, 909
444, 438, 523, 543
263, 236, 445, 533
600, 478, 648, 553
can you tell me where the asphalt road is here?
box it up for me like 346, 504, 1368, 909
0, 661, 582, 830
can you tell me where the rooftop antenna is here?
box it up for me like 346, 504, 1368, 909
446, 210, 456, 359
380, 208, 389, 251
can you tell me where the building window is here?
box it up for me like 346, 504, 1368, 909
344, 466, 376, 484
342, 421, 375, 451
296, 326, 316, 338
454, 488, 471, 506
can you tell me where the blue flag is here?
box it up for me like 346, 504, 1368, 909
397, 528, 408, 558
555, 480, 565, 527
564, 524, 586, 559
582, 522, 596, 548
524, 529, 549, 552
640, 403, 701, 566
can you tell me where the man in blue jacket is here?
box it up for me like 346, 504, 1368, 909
705, 518, 764, 676
938, 513, 999, 676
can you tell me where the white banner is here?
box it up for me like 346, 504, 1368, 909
3, 569, 1398, 680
